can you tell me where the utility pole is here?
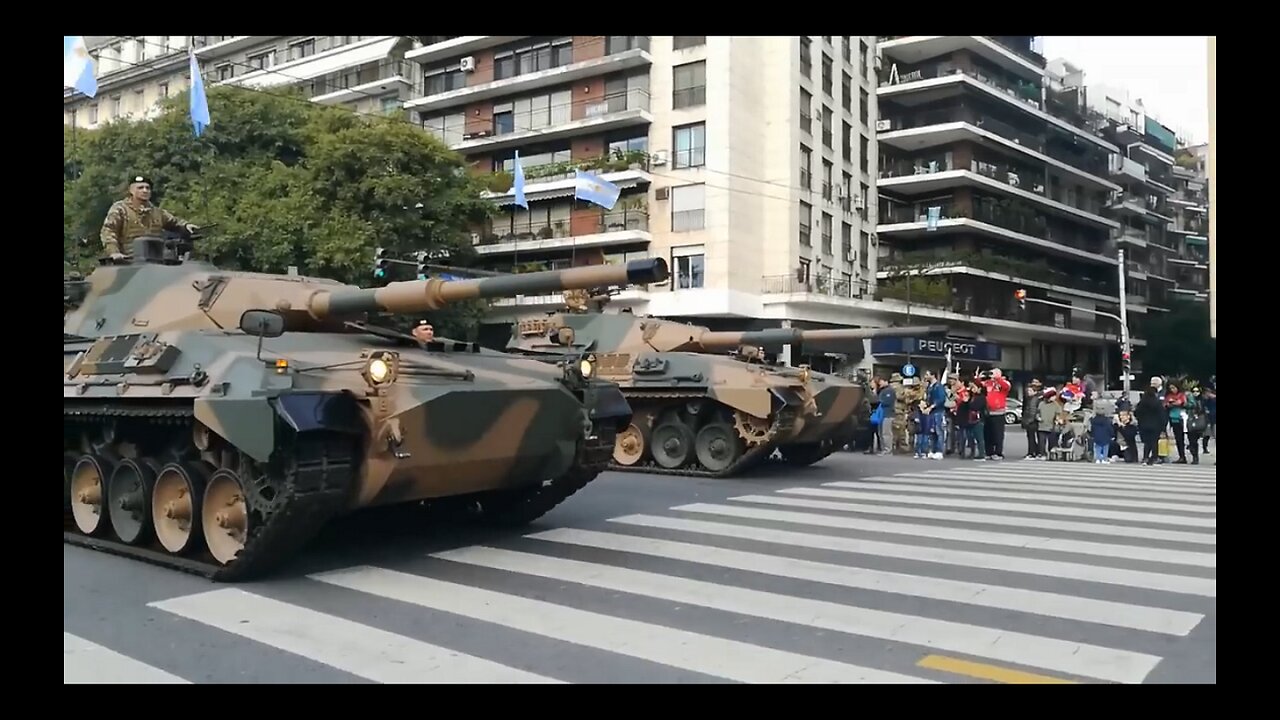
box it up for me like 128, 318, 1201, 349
1116, 248, 1131, 394
1015, 288, 1132, 394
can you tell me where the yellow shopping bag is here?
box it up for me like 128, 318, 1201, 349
1157, 434, 1171, 458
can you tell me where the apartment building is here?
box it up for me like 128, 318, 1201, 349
409, 36, 882, 365
868, 37, 1136, 385
63, 36, 414, 129
1166, 143, 1210, 303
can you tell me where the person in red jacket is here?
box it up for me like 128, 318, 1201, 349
982, 368, 1012, 459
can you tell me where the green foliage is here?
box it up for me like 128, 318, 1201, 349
1140, 298, 1215, 382
63, 85, 496, 338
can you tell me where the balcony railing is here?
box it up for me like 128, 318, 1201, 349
761, 274, 874, 300
879, 199, 1109, 255
881, 249, 1118, 296
987, 37, 1047, 67
481, 149, 651, 193
879, 61, 1043, 111
478, 207, 649, 246
584, 88, 651, 118
309, 59, 409, 97
458, 89, 650, 139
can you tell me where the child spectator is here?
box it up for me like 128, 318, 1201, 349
1090, 408, 1115, 463
912, 401, 934, 459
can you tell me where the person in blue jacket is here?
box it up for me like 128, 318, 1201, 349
1089, 409, 1116, 463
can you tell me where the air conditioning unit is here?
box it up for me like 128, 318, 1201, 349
655, 187, 670, 201
875, 118, 892, 132
650, 150, 668, 166
460, 56, 476, 72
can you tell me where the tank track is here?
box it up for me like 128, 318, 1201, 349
608, 390, 799, 478
63, 401, 356, 582
471, 421, 618, 527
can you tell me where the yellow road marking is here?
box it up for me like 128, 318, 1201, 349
916, 654, 1079, 684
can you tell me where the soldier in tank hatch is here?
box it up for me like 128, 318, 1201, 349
100, 175, 199, 259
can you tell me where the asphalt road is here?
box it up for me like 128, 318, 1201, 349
64, 428, 1216, 684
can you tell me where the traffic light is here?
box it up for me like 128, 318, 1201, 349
1122, 349, 1132, 375
1014, 288, 1027, 310
415, 250, 429, 280
373, 247, 390, 279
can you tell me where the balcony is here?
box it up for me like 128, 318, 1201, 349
878, 110, 1116, 191
310, 60, 410, 104
406, 47, 652, 114
226, 36, 401, 90
479, 150, 652, 206
878, 156, 1117, 230
761, 274, 874, 301
877, 249, 1119, 298
1109, 155, 1147, 184
192, 36, 273, 57
406, 36, 527, 65
1107, 192, 1149, 218
878, 61, 1118, 153
474, 202, 651, 256
877, 200, 1115, 266
440, 90, 652, 154
1117, 227, 1149, 248
877, 36, 1045, 81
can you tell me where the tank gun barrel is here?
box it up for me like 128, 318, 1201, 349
694, 324, 949, 351
307, 258, 668, 318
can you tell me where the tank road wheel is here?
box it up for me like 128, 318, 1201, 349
613, 423, 650, 466
70, 455, 115, 536
202, 469, 250, 566
694, 423, 744, 473
650, 421, 695, 469
152, 462, 208, 555
107, 458, 159, 545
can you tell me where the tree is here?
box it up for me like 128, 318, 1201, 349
1140, 298, 1215, 382
63, 85, 496, 338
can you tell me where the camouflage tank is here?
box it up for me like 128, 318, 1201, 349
503, 291, 947, 476
63, 232, 667, 581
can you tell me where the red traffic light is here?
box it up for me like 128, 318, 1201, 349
1014, 289, 1027, 300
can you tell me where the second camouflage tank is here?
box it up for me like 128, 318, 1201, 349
504, 290, 947, 476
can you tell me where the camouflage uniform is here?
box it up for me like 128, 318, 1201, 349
891, 373, 925, 454
100, 200, 192, 256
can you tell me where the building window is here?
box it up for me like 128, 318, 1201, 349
800, 144, 812, 189
821, 213, 833, 255
673, 123, 706, 169
88, 105, 99, 124
217, 64, 233, 82
672, 61, 706, 109
249, 51, 272, 71
860, 230, 871, 272
800, 88, 812, 135
841, 36, 851, 64
422, 112, 464, 146
859, 39, 870, 81
799, 201, 812, 246
821, 106, 833, 149
859, 87, 869, 126
841, 72, 851, 112
841, 121, 852, 161
671, 244, 705, 288
288, 38, 315, 61
822, 159, 833, 201
607, 36, 650, 54
841, 221, 853, 262
158, 82, 169, 98
799, 36, 811, 77
494, 38, 573, 81
821, 54, 833, 95
859, 181, 869, 221
493, 90, 572, 135
673, 36, 705, 50
110, 95, 122, 118
860, 133, 870, 174
381, 97, 402, 115
842, 171, 853, 212
424, 66, 466, 96
671, 184, 705, 232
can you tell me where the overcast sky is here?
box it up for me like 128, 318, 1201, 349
1041, 36, 1210, 144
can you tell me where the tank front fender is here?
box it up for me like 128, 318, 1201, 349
586, 381, 633, 430
193, 391, 364, 464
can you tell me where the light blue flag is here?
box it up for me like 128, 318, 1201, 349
188, 50, 210, 137
63, 36, 97, 98
511, 151, 528, 209
574, 169, 620, 210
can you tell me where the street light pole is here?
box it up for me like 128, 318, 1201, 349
1015, 289, 1132, 394
1116, 248, 1131, 394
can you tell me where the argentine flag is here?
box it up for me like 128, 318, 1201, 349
63, 36, 97, 98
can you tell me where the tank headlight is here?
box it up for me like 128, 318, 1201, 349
362, 350, 399, 386
579, 356, 595, 379
368, 358, 390, 383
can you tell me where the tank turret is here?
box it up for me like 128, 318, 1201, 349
65, 246, 667, 339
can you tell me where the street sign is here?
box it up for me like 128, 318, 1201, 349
902, 363, 917, 378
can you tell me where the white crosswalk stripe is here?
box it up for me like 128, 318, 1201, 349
67, 458, 1214, 685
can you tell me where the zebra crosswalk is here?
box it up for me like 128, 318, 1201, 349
64, 458, 1216, 684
